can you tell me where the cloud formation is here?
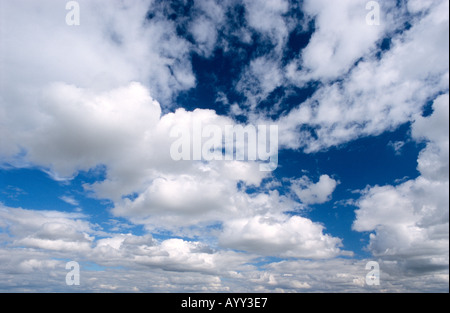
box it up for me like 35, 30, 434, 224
279, 0, 449, 152
291, 174, 338, 205
353, 94, 449, 275
0, 0, 448, 292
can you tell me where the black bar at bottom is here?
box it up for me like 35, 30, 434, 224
1, 292, 446, 311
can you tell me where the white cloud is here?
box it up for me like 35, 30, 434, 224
0, 0, 288, 242
112, 175, 291, 235
0, 204, 255, 290
2, 0, 200, 165
17, 258, 60, 274
244, 0, 289, 50
279, 0, 449, 152
407, 0, 436, 13
195, 0, 226, 24
219, 213, 345, 259
388, 141, 405, 155
0, 0, 195, 110
0, 77, 284, 236
112, 174, 237, 230
264, 258, 448, 292
236, 55, 284, 110
59, 196, 79, 206
188, 0, 226, 57
353, 94, 449, 273
0, 203, 447, 292
291, 174, 338, 205
0, 206, 95, 253
411, 94, 450, 182
290, 0, 390, 81
190, 16, 219, 57
21, 82, 160, 178
131, 238, 250, 274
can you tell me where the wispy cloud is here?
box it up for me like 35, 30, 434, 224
59, 196, 79, 207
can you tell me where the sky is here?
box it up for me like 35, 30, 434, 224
0, 0, 448, 293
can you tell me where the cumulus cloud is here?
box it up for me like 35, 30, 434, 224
219, 213, 345, 259
0, 205, 348, 292
0, 82, 161, 180
291, 174, 338, 205
289, 0, 390, 82
353, 94, 449, 275
112, 174, 237, 230
0, 0, 194, 109
279, 0, 449, 152
411, 94, 450, 182
263, 257, 449, 292
0, 207, 95, 253
0, 205, 250, 273
243, 0, 289, 47
1, 78, 267, 193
